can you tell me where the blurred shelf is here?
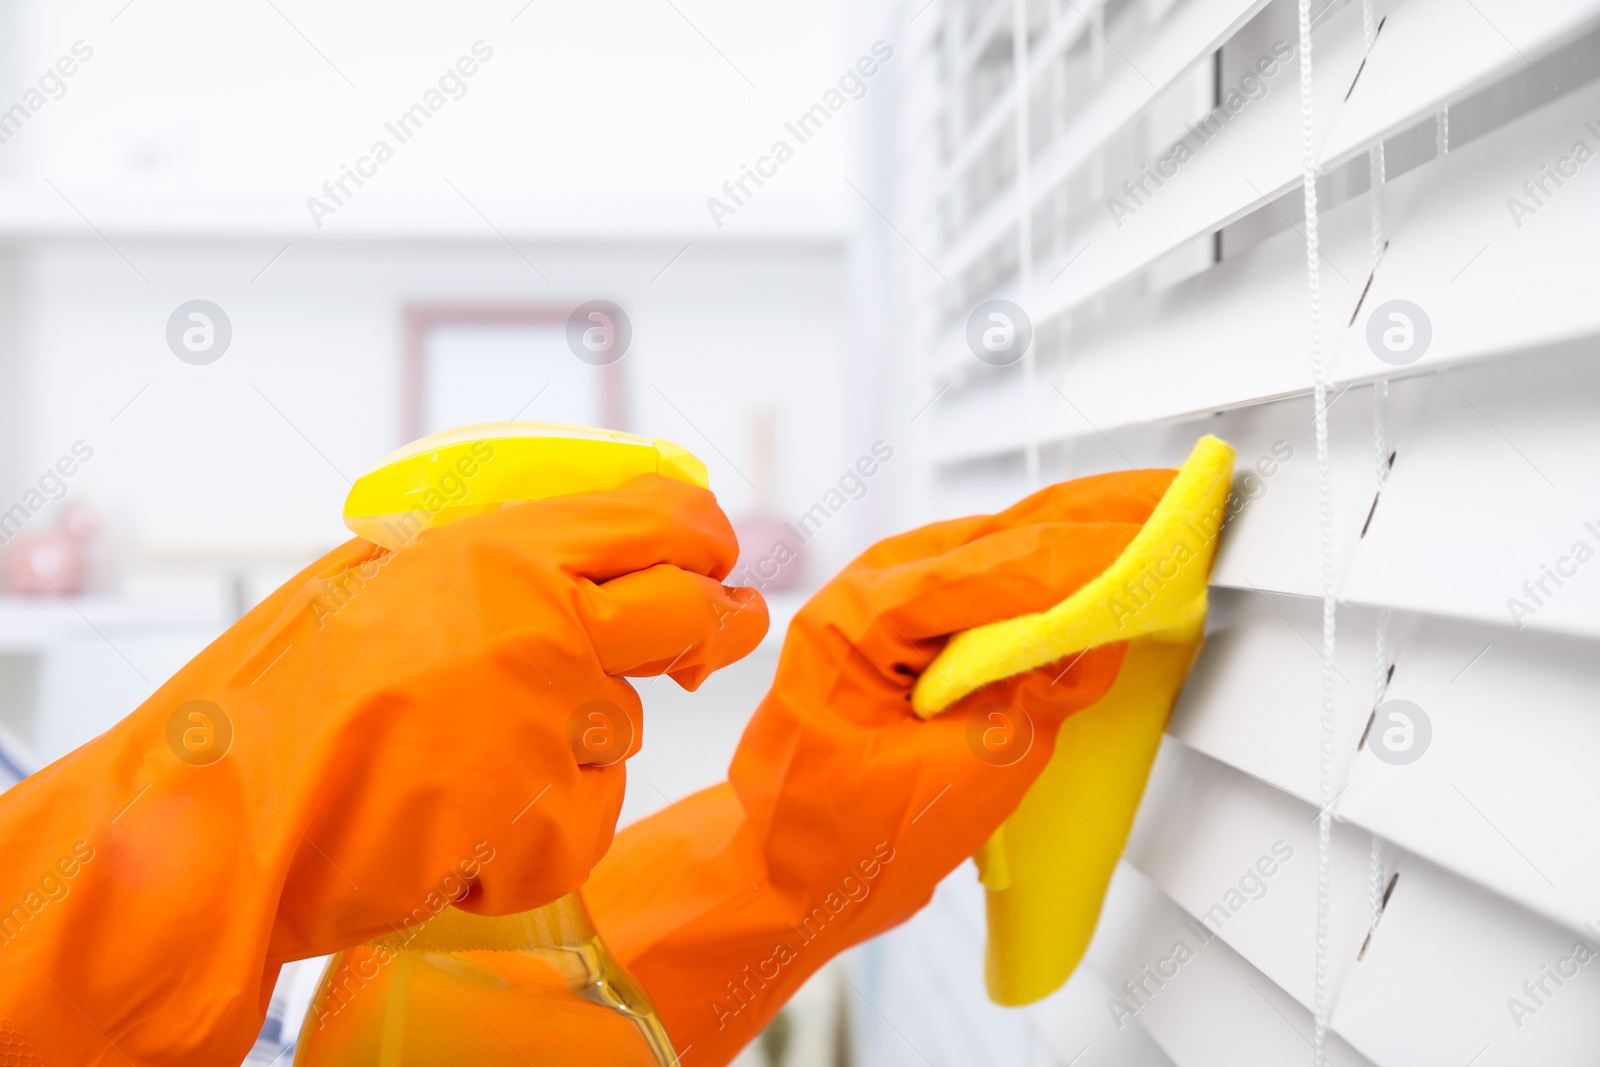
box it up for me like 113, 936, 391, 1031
0, 594, 223, 653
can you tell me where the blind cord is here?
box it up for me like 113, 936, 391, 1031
1295, 0, 1336, 1059
1368, 148, 1386, 259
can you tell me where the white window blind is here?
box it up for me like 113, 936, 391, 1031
861, 0, 1600, 1063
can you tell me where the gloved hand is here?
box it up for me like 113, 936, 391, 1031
583, 469, 1172, 1066
0, 475, 766, 1067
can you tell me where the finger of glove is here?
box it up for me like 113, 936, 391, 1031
576, 564, 769, 690
461, 474, 742, 583
892, 651, 1127, 858
842, 518, 1144, 643
960, 643, 1128, 732
849, 470, 1172, 571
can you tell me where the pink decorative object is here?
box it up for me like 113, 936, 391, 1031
3, 505, 96, 596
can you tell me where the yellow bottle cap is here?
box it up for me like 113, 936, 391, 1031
342, 421, 708, 550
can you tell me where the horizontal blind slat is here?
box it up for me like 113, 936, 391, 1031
928, 1, 1109, 205
1169, 588, 1380, 806
939, 0, 1272, 273
1318, 0, 1600, 168
1125, 741, 1374, 1016
1336, 616, 1600, 934
1331, 75, 1600, 386
1334, 851, 1600, 1066
1343, 349, 1600, 639
1171, 588, 1600, 928
1117, 741, 1600, 1064
1024, 0, 1368, 320
1086, 857, 1378, 1066
933, 72, 1600, 457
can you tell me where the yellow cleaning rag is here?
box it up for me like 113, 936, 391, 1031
912, 434, 1236, 1005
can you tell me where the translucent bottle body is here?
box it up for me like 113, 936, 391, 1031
292, 893, 675, 1066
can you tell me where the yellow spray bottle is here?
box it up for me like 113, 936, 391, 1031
293, 422, 701, 1067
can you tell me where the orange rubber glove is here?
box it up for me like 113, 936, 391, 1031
0, 475, 766, 1067
584, 469, 1174, 1066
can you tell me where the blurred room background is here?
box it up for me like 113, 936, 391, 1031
0, 2, 905, 1063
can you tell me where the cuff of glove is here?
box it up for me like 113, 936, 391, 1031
585, 783, 893, 1067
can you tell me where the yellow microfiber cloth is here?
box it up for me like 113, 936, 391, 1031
912, 434, 1236, 1005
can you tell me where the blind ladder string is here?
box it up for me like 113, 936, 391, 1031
1294, 0, 1337, 1060
1012, 0, 1040, 490
1363, 0, 1391, 967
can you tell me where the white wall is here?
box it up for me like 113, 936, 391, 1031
6, 235, 871, 574
5, 0, 850, 199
